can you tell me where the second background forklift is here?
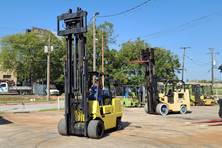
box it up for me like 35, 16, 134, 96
188, 84, 215, 106
140, 48, 191, 115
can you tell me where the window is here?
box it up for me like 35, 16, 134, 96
178, 93, 184, 99
0, 84, 6, 87
3, 75, 11, 79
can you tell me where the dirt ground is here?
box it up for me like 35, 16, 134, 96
0, 106, 222, 148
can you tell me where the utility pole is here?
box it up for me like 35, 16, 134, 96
101, 31, 104, 89
44, 35, 53, 101
93, 12, 99, 83
209, 48, 216, 94
181, 47, 190, 81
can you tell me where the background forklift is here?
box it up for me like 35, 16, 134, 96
140, 48, 191, 115
57, 8, 122, 139
189, 84, 215, 106
157, 80, 191, 115
121, 85, 140, 107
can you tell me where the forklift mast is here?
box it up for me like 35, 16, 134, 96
57, 8, 88, 136
142, 48, 159, 114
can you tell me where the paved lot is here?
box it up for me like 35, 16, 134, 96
0, 106, 222, 148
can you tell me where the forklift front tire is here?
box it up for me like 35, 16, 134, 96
156, 103, 169, 116
58, 118, 67, 136
87, 120, 104, 139
180, 105, 187, 114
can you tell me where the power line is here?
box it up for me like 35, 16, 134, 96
207, 48, 219, 94
115, 10, 222, 46
98, 0, 152, 18
118, 12, 217, 44
140, 12, 220, 40
186, 55, 209, 66
145, 17, 212, 39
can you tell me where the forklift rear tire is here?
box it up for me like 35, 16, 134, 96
58, 118, 67, 136
180, 105, 187, 114
156, 103, 169, 116
87, 120, 104, 139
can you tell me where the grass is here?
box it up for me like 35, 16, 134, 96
214, 87, 222, 96
39, 108, 64, 112
0, 95, 64, 105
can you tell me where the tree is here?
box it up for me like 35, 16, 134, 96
113, 38, 181, 85
86, 21, 116, 71
154, 47, 180, 80
218, 65, 222, 73
0, 31, 65, 85
0, 22, 180, 90
218, 65, 222, 81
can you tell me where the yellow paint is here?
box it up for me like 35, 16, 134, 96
86, 98, 123, 130
203, 98, 215, 106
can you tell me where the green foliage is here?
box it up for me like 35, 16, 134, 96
111, 38, 181, 85
154, 47, 180, 80
218, 64, 222, 73
86, 21, 116, 71
0, 22, 180, 89
0, 31, 65, 84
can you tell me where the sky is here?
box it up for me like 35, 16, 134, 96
0, 0, 222, 81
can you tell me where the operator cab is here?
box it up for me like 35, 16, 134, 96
88, 72, 112, 105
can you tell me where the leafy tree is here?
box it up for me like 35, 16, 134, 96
154, 47, 180, 80
0, 31, 65, 85
0, 22, 180, 91
218, 64, 222, 73
86, 21, 116, 71
113, 38, 181, 85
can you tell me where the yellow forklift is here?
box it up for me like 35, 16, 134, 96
157, 80, 191, 115
57, 8, 122, 139
189, 84, 215, 106
140, 48, 191, 116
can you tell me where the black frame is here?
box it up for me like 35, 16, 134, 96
142, 48, 159, 114
57, 8, 88, 136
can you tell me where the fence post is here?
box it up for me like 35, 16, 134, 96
57, 96, 60, 110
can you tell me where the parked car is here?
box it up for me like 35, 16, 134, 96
46, 84, 60, 96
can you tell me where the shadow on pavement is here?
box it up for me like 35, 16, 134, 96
103, 121, 131, 138
121, 121, 131, 130
0, 116, 13, 125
